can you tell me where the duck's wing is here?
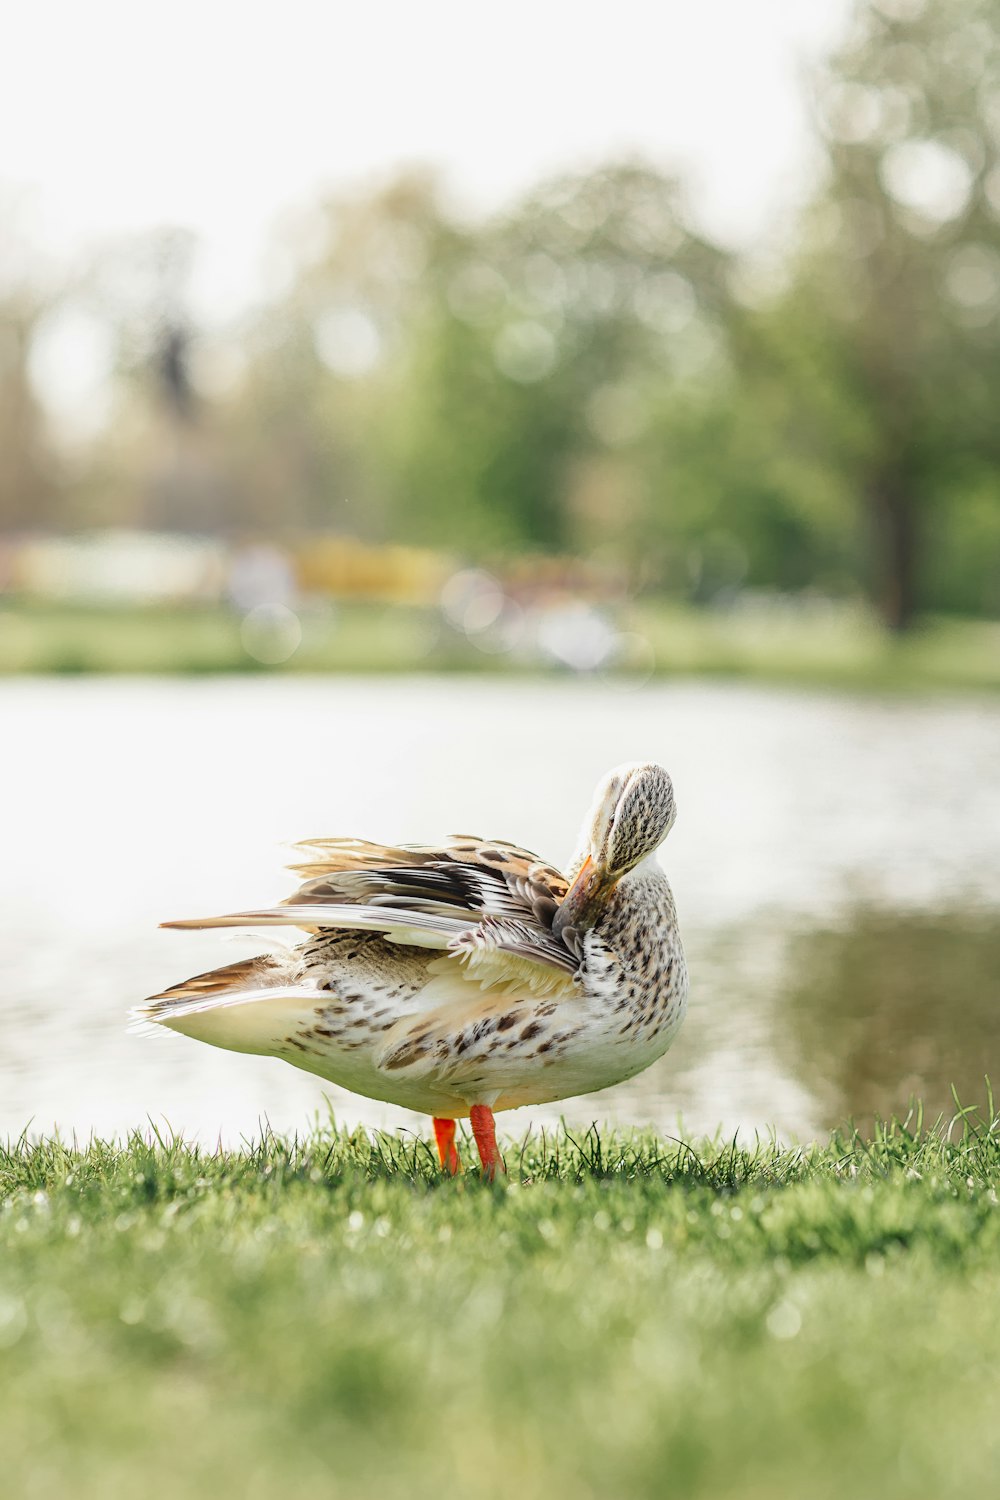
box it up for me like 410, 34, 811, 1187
160, 836, 576, 992
287, 834, 568, 910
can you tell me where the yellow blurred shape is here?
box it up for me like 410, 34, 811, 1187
295, 536, 454, 605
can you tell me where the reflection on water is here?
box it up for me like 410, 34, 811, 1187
780, 909, 1000, 1131
576, 907, 1000, 1139
1, 677, 998, 1144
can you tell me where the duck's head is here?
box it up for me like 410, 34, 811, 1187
552, 762, 676, 942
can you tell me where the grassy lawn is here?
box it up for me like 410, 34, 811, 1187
1, 596, 999, 690
0, 599, 456, 676
3, 1115, 1000, 1499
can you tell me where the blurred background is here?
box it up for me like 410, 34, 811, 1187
2, 0, 999, 1144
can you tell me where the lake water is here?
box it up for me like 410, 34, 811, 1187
2, 676, 998, 1146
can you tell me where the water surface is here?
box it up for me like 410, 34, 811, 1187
2, 676, 997, 1143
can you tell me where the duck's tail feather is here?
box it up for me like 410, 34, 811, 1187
160, 903, 469, 949
131, 953, 327, 1053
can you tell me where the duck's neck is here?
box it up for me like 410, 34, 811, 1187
617, 853, 666, 893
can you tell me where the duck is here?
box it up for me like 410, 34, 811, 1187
135, 762, 688, 1178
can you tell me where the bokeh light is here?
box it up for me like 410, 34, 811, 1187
240, 603, 302, 664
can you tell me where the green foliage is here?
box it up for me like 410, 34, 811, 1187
294, 163, 733, 555
2, 1113, 1000, 1498
761, 0, 1000, 626
5, 2, 1000, 630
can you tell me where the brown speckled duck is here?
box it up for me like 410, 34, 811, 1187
136, 763, 688, 1178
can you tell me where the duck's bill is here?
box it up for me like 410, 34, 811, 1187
551, 856, 617, 941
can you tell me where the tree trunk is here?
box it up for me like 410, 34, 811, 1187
870, 472, 918, 634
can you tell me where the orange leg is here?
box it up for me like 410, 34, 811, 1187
469, 1104, 505, 1181
433, 1117, 461, 1175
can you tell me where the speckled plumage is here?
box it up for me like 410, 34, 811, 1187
136, 763, 689, 1159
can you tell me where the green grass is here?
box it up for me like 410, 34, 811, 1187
630, 599, 1000, 692
0, 599, 457, 675
3, 1111, 1000, 1499
2, 596, 1000, 690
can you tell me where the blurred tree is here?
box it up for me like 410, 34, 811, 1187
380, 162, 733, 555
778, 0, 1000, 629
155, 323, 196, 425
77, 228, 228, 533
637, 349, 864, 602
0, 296, 58, 531
0, 192, 59, 533
200, 172, 458, 542
232, 164, 735, 557
6, 13, 999, 630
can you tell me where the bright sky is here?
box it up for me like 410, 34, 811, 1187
6, 0, 848, 423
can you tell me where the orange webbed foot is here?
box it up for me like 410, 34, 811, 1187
469, 1104, 505, 1181
433, 1117, 461, 1175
